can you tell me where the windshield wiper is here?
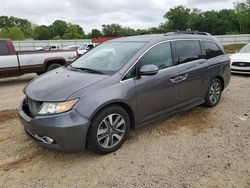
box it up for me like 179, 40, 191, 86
69, 65, 104, 75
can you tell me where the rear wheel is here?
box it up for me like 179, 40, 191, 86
87, 105, 130, 155
47, 63, 61, 72
36, 72, 44, 76
204, 78, 222, 107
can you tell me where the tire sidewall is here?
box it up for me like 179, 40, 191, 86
47, 63, 61, 72
87, 105, 130, 154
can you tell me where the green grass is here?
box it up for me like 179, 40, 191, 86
223, 43, 246, 54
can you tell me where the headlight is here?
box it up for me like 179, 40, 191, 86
38, 99, 78, 115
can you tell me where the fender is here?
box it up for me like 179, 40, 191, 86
89, 99, 137, 124
43, 57, 67, 72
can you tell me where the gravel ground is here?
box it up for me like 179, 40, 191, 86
0, 74, 249, 188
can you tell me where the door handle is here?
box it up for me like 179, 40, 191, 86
169, 74, 188, 83
178, 74, 188, 81
169, 76, 181, 83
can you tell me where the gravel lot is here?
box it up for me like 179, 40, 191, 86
0, 74, 249, 187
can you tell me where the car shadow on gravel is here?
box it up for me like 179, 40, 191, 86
231, 73, 250, 78
127, 106, 214, 141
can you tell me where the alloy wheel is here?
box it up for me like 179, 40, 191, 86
97, 114, 126, 149
209, 81, 221, 104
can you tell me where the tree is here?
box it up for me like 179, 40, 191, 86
102, 24, 123, 36
62, 32, 83, 39
0, 28, 10, 38
121, 27, 136, 36
34, 25, 52, 40
157, 23, 170, 33
62, 23, 86, 39
164, 6, 191, 30
234, 1, 250, 33
135, 29, 149, 35
51, 20, 68, 38
88, 29, 103, 38
7, 26, 25, 40
52, 35, 62, 40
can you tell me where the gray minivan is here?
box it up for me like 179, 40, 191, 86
18, 31, 231, 154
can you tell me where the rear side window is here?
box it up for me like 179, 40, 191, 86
204, 41, 224, 59
138, 42, 172, 70
176, 40, 202, 64
0, 41, 9, 56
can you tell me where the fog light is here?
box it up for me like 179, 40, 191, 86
42, 136, 54, 144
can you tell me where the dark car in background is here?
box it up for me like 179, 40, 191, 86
18, 31, 231, 154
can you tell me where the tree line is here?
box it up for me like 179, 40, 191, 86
0, 0, 249, 40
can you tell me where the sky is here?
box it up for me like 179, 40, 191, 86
0, 0, 239, 33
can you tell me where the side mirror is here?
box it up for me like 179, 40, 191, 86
139, 64, 159, 76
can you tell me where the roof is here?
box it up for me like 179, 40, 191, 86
112, 31, 217, 44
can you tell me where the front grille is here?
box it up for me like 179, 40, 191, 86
232, 62, 250, 67
231, 69, 250, 73
27, 97, 43, 118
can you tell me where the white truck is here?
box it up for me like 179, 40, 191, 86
0, 39, 79, 77
77, 43, 98, 55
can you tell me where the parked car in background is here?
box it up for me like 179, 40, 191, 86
64, 45, 80, 50
77, 43, 98, 55
18, 31, 230, 154
0, 39, 78, 77
231, 43, 250, 74
35, 44, 62, 51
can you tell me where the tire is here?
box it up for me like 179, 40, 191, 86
87, 105, 130, 155
36, 72, 44, 76
47, 63, 61, 72
204, 78, 222, 107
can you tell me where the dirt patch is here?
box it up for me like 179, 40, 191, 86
0, 152, 37, 172
0, 110, 18, 124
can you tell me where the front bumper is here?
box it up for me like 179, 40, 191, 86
18, 99, 90, 152
231, 65, 250, 75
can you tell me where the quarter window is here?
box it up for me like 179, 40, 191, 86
138, 42, 172, 70
176, 40, 202, 64
204, 41, 224, 59
0, 41, 9, 56
123, 66, 136, 80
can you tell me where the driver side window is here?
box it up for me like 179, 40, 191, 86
138, 42, 173, 70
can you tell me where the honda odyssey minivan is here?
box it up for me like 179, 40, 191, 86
18, 31, 231, 154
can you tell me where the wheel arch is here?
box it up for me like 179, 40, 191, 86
43, 57, 67, 72
215, 76, 225, 91
89, 101, 136, 129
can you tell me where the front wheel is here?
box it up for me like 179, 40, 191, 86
204, 78, 222, 107
47, 63, 61, 72
87, 105, 130, 155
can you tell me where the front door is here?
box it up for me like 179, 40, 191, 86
135, 42, 180, 124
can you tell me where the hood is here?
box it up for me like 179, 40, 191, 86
25, 67, 109, 101
230, 53, 250, 62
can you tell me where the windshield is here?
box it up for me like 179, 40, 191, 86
79, 44, 87, 50
239, 44, 250, 53
70, 41, 145, 75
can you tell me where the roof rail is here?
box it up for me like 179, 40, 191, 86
165, 30, 211, 36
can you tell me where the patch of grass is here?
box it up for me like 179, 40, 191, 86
223, 43, 246, 54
